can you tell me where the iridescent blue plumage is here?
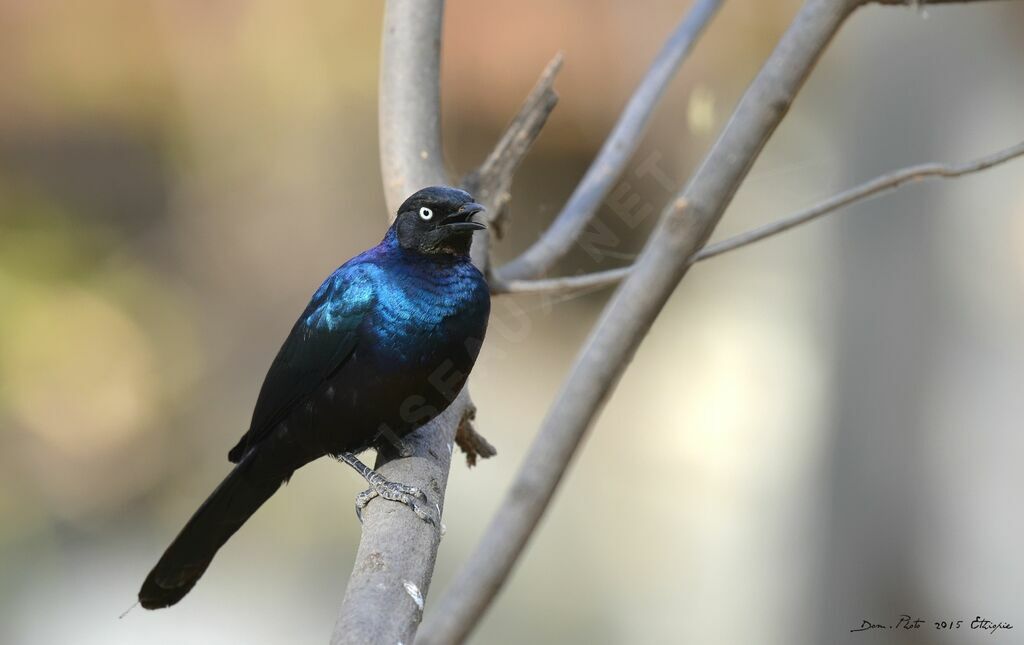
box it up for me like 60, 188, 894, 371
229, 224, 490, 461
141, 186, 490, 609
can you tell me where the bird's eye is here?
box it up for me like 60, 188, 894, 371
418, 207, 433, 221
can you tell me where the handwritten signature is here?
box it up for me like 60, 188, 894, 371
851, 615, 1013, 635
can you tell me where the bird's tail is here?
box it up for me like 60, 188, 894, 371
139, 447, 297, 609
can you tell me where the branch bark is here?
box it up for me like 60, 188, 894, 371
497, 266, 631, 296
333, 5, 560, 643
378, 0, 448, 216
332, 392, 472, 645
495, 138, 1024, 295
463, 54, 563, 274
417, 1, 862, 642
332, 2, 454, 644
462, 55, 562, 235
495, 0, 724, 282
696, 138, 1024, 261
872, 0, 1006, 4
340, 0, 1012, 642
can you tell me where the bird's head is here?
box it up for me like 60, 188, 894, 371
393, 186, 486, 256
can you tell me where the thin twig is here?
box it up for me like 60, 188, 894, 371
872, 0, 1007, 4
494, 0, 724, 282
495, 139, 1024, 295
497, 266, 630, 296
417, 1, 862, 643
463, 54, 563, 238
463, 54, 563, 273
697, 139, 1024, 260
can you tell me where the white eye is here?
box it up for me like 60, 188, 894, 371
418, 206, 433, 221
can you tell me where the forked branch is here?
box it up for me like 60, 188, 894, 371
344, 0, 1014, 643
417, 1, 862, 642
333, 5, 561, 644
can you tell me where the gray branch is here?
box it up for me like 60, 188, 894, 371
338, 0, 1012, 642
378, 0, 447, 216
496, 139, 1024, 296
463, 54, 563, 274
332, 392, 473, 645
872, 0, 1009, 4
416, 1, 862, 642
696, 139, 1024, 260
332, 2, 455, 644
333, 5, 561, 644
462, 54, 562, 236
497, 266, 631, 296
494, 0, 724, 282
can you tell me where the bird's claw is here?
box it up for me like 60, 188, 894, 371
354, 479, 436, 526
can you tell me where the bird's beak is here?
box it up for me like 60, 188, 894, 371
442, 203, 486, 232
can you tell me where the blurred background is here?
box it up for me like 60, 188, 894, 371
2, 1, 1023, 643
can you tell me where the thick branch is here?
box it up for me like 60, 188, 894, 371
496, 139, 1024, 295
495, 0, 724, 282
332, 392, 473, 645
416, 1, 861, 642
335, 5, 561, 643
333, 2, 454, 644
378, 0, 448, 215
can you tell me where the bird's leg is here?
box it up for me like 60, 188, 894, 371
334, 452, 436, 526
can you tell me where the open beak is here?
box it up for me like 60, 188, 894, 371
441, 202, 486, 232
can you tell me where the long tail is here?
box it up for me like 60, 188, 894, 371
139, 446, 298, 609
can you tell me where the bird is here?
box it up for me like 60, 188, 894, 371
139, 186, 490, 610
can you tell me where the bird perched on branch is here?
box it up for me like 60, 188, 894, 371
139, 186, 490, 610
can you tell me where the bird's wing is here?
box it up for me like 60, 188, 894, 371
228, 265, 377, 462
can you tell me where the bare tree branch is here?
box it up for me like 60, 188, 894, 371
697, 139, 1024, 261
416, 1, 862, 642
378, 0, 448, 216
494, 0, 724, 282
497, 266, 631, 296
334, 5, 562, 644
463, 54, 562, 238
340, 0, 1011, 642
873, 0, 1009, 4
463, 54, 563, 273
495, 139, 1024, 295
332, 2, 455, 644
332, 392, 473, 645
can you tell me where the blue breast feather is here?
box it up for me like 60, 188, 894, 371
305, 260, 487, 338
234, 237, 488, 462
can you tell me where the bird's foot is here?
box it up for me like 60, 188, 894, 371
336, 452, 437, 526
355, 478, 435, 526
